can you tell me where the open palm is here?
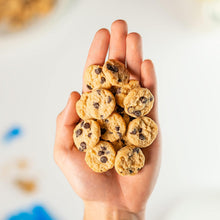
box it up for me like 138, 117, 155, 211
54, 20, 161, 218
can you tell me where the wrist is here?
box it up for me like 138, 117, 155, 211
83, 201, 145, 220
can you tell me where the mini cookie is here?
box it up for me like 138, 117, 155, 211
73, 120, 101, 152
87, 89, 115, 119
127, 117, 158, 148
115, 80, 140, 108
85, 141, 116, 173
112, 139, 124, 152
84, 65, 111, 90
103, 59, 130, 86
98, 113, 126, 142
115, 145, 145, 176
124, 88, 154, 118
76, 92, 91, 120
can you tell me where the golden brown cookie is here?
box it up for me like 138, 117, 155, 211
115, 145, 145, 176
124, 88, 154, 118
73, 120, 101, 152
87, 89, 115, 119
85, 141, 116, 173
115, 80, 140, 108
103, 59, 130, 86
84, 65, 111, 90
98, 113, 126, 142
127, 117, 158, 148
76, 89, 116, 120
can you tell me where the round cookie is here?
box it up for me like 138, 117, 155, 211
127, 117, 158, 148
84, 65, 111, 90
115, 80, 140, 108
103, 59, 130, 86
76, 92, 91, 120
87, 89, 115, 119
115, 145, 145, 176
73, 120, 101, 152
124, 88, 154, 118
98, 113, 126, 142
85, 141, 116, 173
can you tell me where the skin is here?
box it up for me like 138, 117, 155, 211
54, 20, 161, 220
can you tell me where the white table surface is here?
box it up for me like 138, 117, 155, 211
1, 0, 220, 219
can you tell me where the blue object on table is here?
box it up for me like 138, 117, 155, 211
6, 205, 56, 220
2, 126, 23, 143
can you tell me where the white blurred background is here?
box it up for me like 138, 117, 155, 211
0, 0, 220, 219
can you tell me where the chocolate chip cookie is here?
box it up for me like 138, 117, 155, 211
115, 145, 145, 176
84, 65, 111, 90
73, 119, 101, 152
98, 113, 126, 142
76, 92, 91, 120
115, 80, 140, 108
76, 89, 115, 120
85, 141, 116, 173
103, 59, 130, 86
127, 117, 158, 148
124, 88, 154, 117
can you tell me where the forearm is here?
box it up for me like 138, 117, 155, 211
83, 202, 145, 220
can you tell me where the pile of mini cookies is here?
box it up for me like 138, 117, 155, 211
73, 59, 158, 176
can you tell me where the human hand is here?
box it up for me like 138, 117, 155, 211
54, 20, 161, 220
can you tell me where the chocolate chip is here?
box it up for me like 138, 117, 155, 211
93, 102, 99, 109
84, 123, 90, 129
128, 106, 134, 113
115, 126, 120, 131
107, 96, 112, 103
80, 142, 86, 148
117, 132, 122, 138
100, 156, 108, 163
79, 142, 87, 151
104, 119, 109, 123
88, 133, 92, 138
139, 96, 148, 103
106, 63, 118, 72
116, 88, 121, 94
138, 128, 142, 133
150, 97, 153, 102
101, 146, 106, 151
134, 110, 141, 117
95, 68, 102, 74
101, 77, 106, 84
97, 90, 101, 95
101, 128, 106, 135
130, 128, 137, 135
100, 115, 104, 118
87, 84, 92, 90
75, 129, 82, 137
129, 169, 133, 174
139, 134, 146, 140
118, 78, 122, 83
98, 151, 105, 156
81, 121, 84, 127
133, 148, 140, 153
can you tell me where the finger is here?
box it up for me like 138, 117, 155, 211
83, 28, 110, 92
140, 59, 158, 120
109, 19, 128, 63
54, 91, 81, 155
126, 32, 143, 81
